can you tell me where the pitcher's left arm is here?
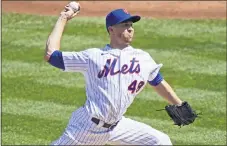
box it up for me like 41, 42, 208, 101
148, 72, 198, 127
149, 75, 182, 105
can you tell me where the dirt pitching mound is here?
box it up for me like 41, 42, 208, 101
2, 1, 226, 19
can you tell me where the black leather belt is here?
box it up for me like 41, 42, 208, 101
91, 117, 118, 130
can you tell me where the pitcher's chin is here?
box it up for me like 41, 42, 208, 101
125, 38, 133, 44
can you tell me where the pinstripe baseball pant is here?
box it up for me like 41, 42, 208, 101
51, 106, 172, 145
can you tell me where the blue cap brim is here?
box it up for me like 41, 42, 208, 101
117, 15, 141, 24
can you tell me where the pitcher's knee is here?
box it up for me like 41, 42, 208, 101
158, 133, 172, 145
145, 133, 172, 145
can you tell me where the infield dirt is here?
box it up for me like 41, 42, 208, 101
2, 1, 226, 19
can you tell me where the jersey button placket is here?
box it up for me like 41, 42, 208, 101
118, 51, 124, 116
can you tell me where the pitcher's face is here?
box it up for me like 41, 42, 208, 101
110, 21, 134, 45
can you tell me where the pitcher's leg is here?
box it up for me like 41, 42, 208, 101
50, 106, 110, 145
51, 130, 82, 145
51, 128, 110, 145
107, 116, 172, 145
50, 107, 89, 145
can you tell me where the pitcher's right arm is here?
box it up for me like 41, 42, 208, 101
44, 2, 89, 72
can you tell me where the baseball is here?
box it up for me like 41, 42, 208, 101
69, 1, 80, 12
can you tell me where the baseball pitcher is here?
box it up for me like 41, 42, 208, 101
44, 1, 198, 145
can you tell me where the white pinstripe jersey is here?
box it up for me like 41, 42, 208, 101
62, 45, 163, 124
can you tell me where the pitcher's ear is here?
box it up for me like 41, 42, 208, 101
108, 26, 114, 33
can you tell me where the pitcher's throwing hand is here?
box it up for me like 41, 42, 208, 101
60, 1, 80, 20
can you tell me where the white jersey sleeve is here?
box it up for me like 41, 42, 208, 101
147, 54, 163, 81
62, 50, 89, 72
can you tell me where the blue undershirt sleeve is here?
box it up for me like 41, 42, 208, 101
148, 72, 163, 86
48, 50, 65, 70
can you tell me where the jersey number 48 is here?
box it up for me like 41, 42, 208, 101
128, 80, 145, 94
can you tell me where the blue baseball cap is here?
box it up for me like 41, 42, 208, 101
106, 9, 141, 32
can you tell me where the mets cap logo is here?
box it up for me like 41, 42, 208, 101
123, 9, 129, 14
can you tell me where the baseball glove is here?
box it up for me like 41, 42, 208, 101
164, 101, 199, 127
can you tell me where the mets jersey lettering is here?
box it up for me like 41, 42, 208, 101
98, 58, 140, 78
61, 45, 163, 123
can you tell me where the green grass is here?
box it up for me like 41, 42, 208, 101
2, 12, 226, 145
